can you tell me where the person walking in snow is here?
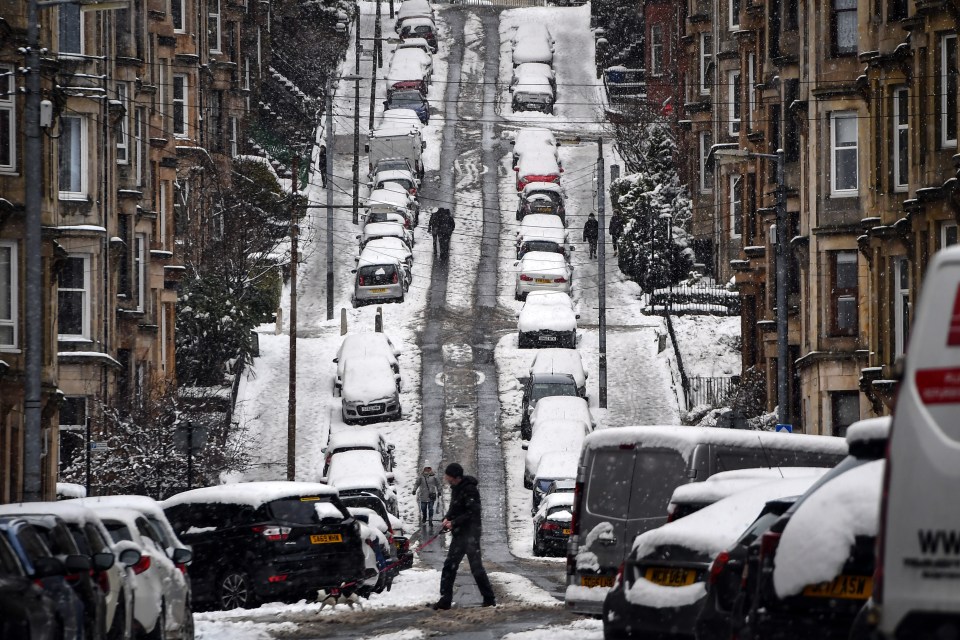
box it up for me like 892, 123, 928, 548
428, 209, 440, 255
583, 212, 599, 259
609, 212, 624, 257
318, 145, 328, 188
432, 463, 496, 610
415, 462, 442, 527
433, 207, 456, 261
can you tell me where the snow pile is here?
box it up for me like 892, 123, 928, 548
773, 460, 885, 598
844, 417, 891, 446
669, 468, 828, 507
625, 578, 706, 609
488, 572, 562, 607
195, 620, 297, 640
56, 482, 86, 499
670, 316, 741, 379
502, 618, 603, 640
530, 396, 593, 432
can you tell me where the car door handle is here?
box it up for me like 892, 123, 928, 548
600, 537, 617, 546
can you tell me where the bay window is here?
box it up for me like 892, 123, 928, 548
58, 255, 90, 339
0, 65, 15, 172
0, 241, 16, 349
58, 116, 87, 199
941, 34, 957, 148
830, 111, 858, 196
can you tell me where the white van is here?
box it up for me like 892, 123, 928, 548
876, 246, 960, 639
564, 425, 848, 615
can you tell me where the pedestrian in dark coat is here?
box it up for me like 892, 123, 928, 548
318, 145, 328, 188
428, 209, 440, 255
609, 213, 624, 256
432, 463, 496, 609
433, 208, 456, 261
583, 212, 599, 259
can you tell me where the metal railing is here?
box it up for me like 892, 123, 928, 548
686, 375, 740, 411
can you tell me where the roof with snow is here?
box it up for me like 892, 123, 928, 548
530, 349, 586, 386
844, 417, 891, 446
341, 357, 397, 402
162, 481, 338, 509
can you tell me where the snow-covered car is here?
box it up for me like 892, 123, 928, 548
523, 417, 589, 489
96, 507, 191, 637
366, 186, 417, 227
385, 48, 432, 95
532, 493, 574, 557
395, 0, 433, 25
324, 449, 394, 488
358, 221, 414, 251
512, 127, 559, 167
516, 182, 566, 223
371, 167, 419, 197
353, 251, 408, 307
347, 508, 396, 596
369, 156, 418, 181
380, 107, 425, 132
601, 476, 822, 640
528, 395, 595, 442
338, 494, 412, 570
0, 528, 66, 640
515, 213, 570, 259
333, 333, 402, 395
323, 429, 396, 476
511, 73, 555, 113
384, 90, 430, 124
520, 372, 579, 439
531, 450, 579, 514
515, 252, 573, 301
363, 207, 412, 232
328, 472, 399, 518
0, 501, 137, 640
363, 237, 414, 271
511, 62, 556, 91
397, 36, 433, 55
398, 18, 438, 53
517, 290, 578, 348
511, 23, 554, 67
514, 151, 562, 191
163, 482, 367, 609
529, 347, 588, 395
340, 356, 403, 424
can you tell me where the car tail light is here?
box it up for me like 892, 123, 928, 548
392, 272, 399, 284
759, 531, 781, 562
874, 439, 893, 604
359, 275, 366, 286
252, 525, 291, 542
666, 503, 677, 522
132, 555, 151, 575
540, 521, 562, 532
267, 574, 288, 583
520, 274, 533, 281
97, 570, 111, 594
554, 277, 567, 283
709, 550, 731, 585
409, 188, 417, 196
612, 562, 625, 589
570, 481, 583, 536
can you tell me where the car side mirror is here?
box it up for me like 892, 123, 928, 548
513, 261, 519, 267
92, 552, 115, 572
383, 101, 389, 109
171, 548, 193, 565
118, 548, 141, 567
388, 444, 396, 450
356, 235, 361, 240
32, 556, 65, 578
332, 357, 339, 363
569, 246, 575, 252
386, 472, 396, 484
351, 269, 358, 274
64, 554, 91, 573
576, 314, 581, 319
521, 442, 529, 450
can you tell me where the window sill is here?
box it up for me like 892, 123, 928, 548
59, 193, 89, 202
58, 336, 93, 344
0, 168, 18, 176
0, 347, 21, 354
830, 191, 859, 199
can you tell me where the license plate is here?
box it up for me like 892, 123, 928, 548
369, 288, 388, 294
358, 404, 384, 415
310, 534, 343, 544
539, 335, 557, 342
580, 575, 614, 588
645, 567, 697, 587
562, 528, 571, 535
535, 278, 552, 284
802, 575, 872, 600
534, 207, 552, 213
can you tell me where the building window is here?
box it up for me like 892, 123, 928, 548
160, 304, 169, 374
941, 34, 958, 149
172, 74, 187, 137
135, 107, 145, 187
229, 117, 238, 157
650, 25, 664, 76
159, 181, 168, 244
114, 7, 132, 56
243, 56, 251, 90
0, 241, 16, 349
729, 0, 741, 29
699, 132, 714, 193
887, 0, 906, 21
831, 392, 860, 437
832, 0, 858, 56
747, 53, 755, 129
59, 3, 82, 55
172, 0, 186, 32
135, 234, 146, 312
893, 256, 910, 358
0, 65, 15, 173
943, 221, 958, 248
115, 83, 129, 165
58, 116, 87, 199
208, 91, 223, 151
892, 87, 908, 192
158, 59, 167, 120
58, 255, 90, 339
58, 397, 87, 474
209, 0, 222, 53
729, 175, 742, 238
830, 251, 858, 336
830, 111, 858, 196
728, 70, 741, 136
700, 33, 713, 96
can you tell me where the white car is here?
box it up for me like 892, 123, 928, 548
515, 251, 572, 301
529, 348, 588, 395
334, 333, 402, 395
371, 167, 420, 197
341, 356, 403, 424
364, 237, 414, 271
511, 73, 555, 113
516, 214, 570, 260
511, 23, 554, 67
514, 150, 562, 191
512, 127, 559, 167
323, 429, 396, 475
96, 507, 191, 640
517, 291, 578, 348
523, 418, 589, 489
381, 107, 425, 132
529, 395, 595, 440
512, 62, 556, 91
359, 221, 414, 251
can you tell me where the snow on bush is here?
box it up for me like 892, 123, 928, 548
773, 460, 885, 598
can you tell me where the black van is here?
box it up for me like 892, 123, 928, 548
163, 482, 366, 610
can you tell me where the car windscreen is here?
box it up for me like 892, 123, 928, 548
523, 241, 562, 255
378, 160, 409, 172
529, 192, 561, 205
146, 516, 173, 548
392, 95, 424, 108
532, 382, 578, 401
378, 179, 412, 191
411, 26, 433, 36
358, 264, 397, 285
340, 496, 390, 524
266, 497, 346, 524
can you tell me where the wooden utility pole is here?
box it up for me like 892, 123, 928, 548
287, 154, 299, 481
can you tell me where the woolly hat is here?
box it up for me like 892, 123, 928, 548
422, 461, 432, 470
444, 462, 464, 478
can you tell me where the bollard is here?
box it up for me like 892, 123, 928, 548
658, 333, 667, 353
375, 307, 383, 333
341, 308, 348, 336
275, 307, 283, 336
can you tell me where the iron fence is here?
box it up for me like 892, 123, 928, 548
648, 282, 740, 316
686, 375, 740, 411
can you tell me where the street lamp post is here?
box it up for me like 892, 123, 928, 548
714, 147, 789, 430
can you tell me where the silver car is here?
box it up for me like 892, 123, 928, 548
341, 356, 402, 424
353, 252, 407, 307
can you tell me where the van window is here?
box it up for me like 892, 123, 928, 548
358, 264, 397, 286
532, 381, 578, 401
630, 450, 688, 518
715, 448, 769, 472
585, 450, 636, 519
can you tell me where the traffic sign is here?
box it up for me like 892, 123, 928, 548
89, 441, 111, 453
776, 424, 793, 433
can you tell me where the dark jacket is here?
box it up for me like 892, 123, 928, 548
609, 214, 624, 238
432, 208, 456, 237
444, 475, 482, 536
583, 217, 599, 241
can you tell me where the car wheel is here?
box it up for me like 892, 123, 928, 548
521, 421, 531, 441
567, 331, 577, 348
533, 537, 543, 556
218, 571, 255, 611
518, 334, 528, 349
177, 603, 195, 640
142, 602, 167, 640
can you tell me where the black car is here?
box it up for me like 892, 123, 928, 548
737, 430, 888, 640
532, 493, 574, 557
0, 516, 86, 640
163, 482, 367, 610
694, 497, 798, 640
520, 372, 579, 439
0, 533, 61, 640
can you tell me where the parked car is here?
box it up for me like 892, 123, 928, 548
531, 450, 578, 514
370, 167, 419, 197
528, 348, 588, 396
395, 0, 433, 25
340, 356, 403, 424
397, 17, 438, 52
511, 62, 556, 91
0, 515, 85, 640
512, 127, 559, 167
334, 333, 402, 396
385, 47, 432, 95
365, 187, 416, 228
515, 252, 572, 301
514, 151, 562, 191
323, 449, 395, 492
363, 237, 414, 271
163, 482, 366, 609
384, 89, 430, 124
532, 493, 574, 557
96, 507, 191, 638
511, 23, 554, 67
516, 182, 566, 223
338, 494, 411, 570
358, 220, 413, 251
511, 73, 555, 113
520, 372, 579, 439
348, 513, 393, 597
396, 36, 433, 56
517, 291, 578, 349
602, 476, 820, 640
523, 417, 589, 490
381, 107, 425, 132
516, 214, 570, 260
0, 530, 66, 640
353, 251, 408, 307
323, 429, 396, 476
527, 395, 595, 442
545, 478, 576, 498
564, 426, 848, 615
